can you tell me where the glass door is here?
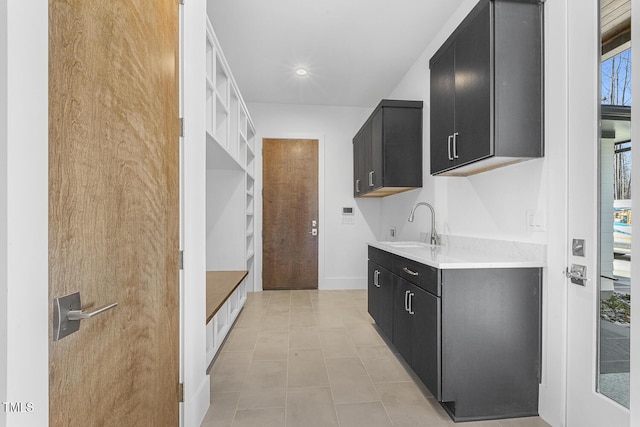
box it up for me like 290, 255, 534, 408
565, 0, 630, 425
599, 48, 632, 408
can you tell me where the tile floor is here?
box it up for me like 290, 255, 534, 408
201, 290, 551, 427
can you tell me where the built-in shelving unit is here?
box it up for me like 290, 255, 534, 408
204, 17, 256, 366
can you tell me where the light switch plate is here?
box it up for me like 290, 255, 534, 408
526, 209, 545, 232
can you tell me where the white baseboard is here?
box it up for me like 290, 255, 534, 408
186, 376, 210, 427
320, 276, 367, 290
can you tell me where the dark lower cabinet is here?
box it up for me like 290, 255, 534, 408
411, 284, 441, 401
440, 268, 542, 421
391, 277, 413, 362
367, 260, 393, 338
367, 245, 542, 422
392, 276, 441, 401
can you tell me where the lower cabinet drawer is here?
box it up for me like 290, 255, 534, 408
368, 246, 393, 270
393, 255, 440, 295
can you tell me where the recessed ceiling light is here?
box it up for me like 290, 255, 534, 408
295, 68, 308, 77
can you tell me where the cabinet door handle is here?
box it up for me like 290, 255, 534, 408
368, 171, 374, 187
355, 179, 360, 193
405, 290, 411, 312
402, 267, 419, 276
453, 132, 459, 159
408, 292, 415, 315
374, 270, 381, 287
447, 134, 454, 161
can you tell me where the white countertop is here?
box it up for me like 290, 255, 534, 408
368, 236, 546, 269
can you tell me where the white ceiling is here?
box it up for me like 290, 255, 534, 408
207, 0, 466, 108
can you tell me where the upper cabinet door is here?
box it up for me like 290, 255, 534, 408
370, 109, 384, 192
353, 123, 370, 197
453, 1, 492, 166
429, 0, 543, 177
430, 45, 456, 175
352, 100, 423, 197
353, 135, 361, 197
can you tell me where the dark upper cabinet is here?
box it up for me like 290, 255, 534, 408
353, 100, 423, 197
429, 0, 543, 176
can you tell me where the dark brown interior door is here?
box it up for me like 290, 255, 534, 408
48, 1, 180, 425
263, 138, 319, 290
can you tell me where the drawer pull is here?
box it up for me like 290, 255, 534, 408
374, 270, 381, 288
402, 267, 419, 276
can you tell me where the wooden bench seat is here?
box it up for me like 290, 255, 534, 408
205, 270, 248, 324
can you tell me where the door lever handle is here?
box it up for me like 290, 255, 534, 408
564, 265, 589, 286
53, 291, 118, 341
67, 302, 118, 320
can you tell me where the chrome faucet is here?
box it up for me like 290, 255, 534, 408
408, 202, 441, 246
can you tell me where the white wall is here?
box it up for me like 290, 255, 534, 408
206, 169, 246, 271
1, 1, 49, 426
0, 0, 8, 423
248, 102, 381, 290
182, 0, 211, 424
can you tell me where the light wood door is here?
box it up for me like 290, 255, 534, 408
49, 1, 180, 426
263, 139, 318, 289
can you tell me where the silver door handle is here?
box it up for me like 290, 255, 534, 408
368, 171, 374, 187
67, 302, 118, 321
53, 291, 118, 341
447, 135, 454, 161
408, 292, 415, 315
402, 267, 419, 276
355, 179, 360, 193
453, 132, 459, 159
564, 265, 590, 286
374, 270, 381, 287
404, 290, 410, 312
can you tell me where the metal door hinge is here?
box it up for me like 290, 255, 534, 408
178, 383, 184, 402
179, 117, 184, 137
179, 250, 184, 270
